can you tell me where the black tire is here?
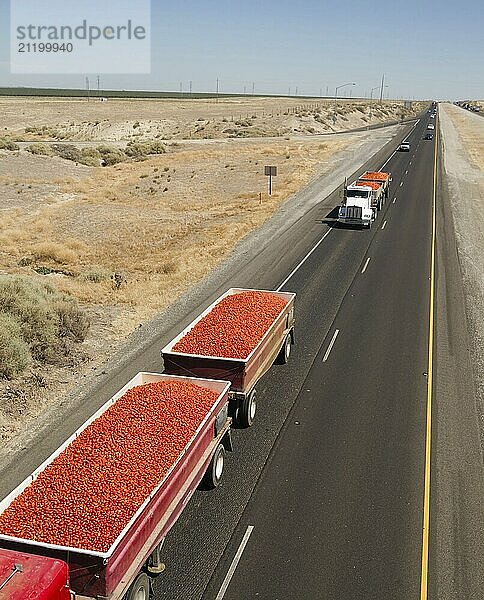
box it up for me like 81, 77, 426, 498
237, 389, 257, 427
276, 334, 292, 365
202, 443, 225, 489
124, 572, 151, 600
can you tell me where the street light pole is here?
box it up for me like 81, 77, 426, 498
334, 82, 356, 98
379, 73, 385, 104
369, 86, 379, 128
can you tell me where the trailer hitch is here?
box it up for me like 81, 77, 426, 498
0, 562, 23, 590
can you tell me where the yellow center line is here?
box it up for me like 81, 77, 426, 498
420, 114, 438, 599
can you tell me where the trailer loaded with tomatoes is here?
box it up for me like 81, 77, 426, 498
0, 373, 232, 600
162, 288, 296, 427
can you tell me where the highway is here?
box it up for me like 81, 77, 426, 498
198, 116, 434, 600
149, 113, 447, 599
2, 108, 481, 599
154, 110, 481, 600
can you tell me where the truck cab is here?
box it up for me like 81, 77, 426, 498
0, 548, 70, 600
338, 185, 374, 228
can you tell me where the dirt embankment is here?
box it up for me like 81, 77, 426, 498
0, 96, 424, 141
439, 102, 484, 439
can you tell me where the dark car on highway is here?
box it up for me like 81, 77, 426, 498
424, 133, 434, 140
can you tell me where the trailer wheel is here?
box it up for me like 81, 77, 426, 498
276, 334, 292, 365
202, 443, 225, 489
237, 389, 257, 427
124, 572, 151, 600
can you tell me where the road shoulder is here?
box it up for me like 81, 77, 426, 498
431, 132, 484, 599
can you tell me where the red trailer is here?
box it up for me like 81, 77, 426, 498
0, 373, 232, 600
0, 548, 70, 600
162, 288, 296, 427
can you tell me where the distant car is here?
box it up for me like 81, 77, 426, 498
430, 114, 435, 118
399, 141, 410, 152
427, 124, 435, 130
424, 133, 434, 140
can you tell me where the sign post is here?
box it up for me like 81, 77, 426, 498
264, 165, 277, 195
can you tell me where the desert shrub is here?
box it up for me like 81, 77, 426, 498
27, 143, 53, 156
125, 140, 166, 157
53, 299, 90, 341
75, 147, 102, 166
0, 276, 89, 374
96, 146, 127, 165
81, 147, 101, 159
0, 277, 59, 361
52, 143, 81, 162
82, 267, 111, 283
0, 138, 19, 151
0, 313, 31, 379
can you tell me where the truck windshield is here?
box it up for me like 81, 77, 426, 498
347, 189, 369, 199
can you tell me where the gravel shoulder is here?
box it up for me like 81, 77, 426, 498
438, 103, 484, 443
433, 103, 484, 599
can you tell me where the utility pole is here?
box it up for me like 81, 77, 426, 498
86, 76, 90, 101
252, 82, 255, 95
216, 77, 219, 102
288, 86, 291, 96
379, 73, 385, 104
295, 86, 298, 96
96, 75, 100, 97
326, 85, 329, 96
189, 80, 192, 95
179, 81, 182, 96
244, 85, 246, 95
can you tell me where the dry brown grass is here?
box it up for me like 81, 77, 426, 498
0, 96, 425, 142
0, 135, 351, 333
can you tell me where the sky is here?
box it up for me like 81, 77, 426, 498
0, 0, 483, 100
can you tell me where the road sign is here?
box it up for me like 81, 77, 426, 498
264, 165, 277, 195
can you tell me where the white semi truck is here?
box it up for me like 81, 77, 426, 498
338, 171, 391, 229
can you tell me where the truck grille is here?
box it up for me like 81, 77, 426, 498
346, 206, 362, 220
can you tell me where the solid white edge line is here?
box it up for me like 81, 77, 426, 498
381, 220, 387, 230
400, 181, 403, 187
277, 228, 332, 291
215, 525, 255, 600
361, 257, 371, 274
322, 329, 340, 362
393, 198, 396, 203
